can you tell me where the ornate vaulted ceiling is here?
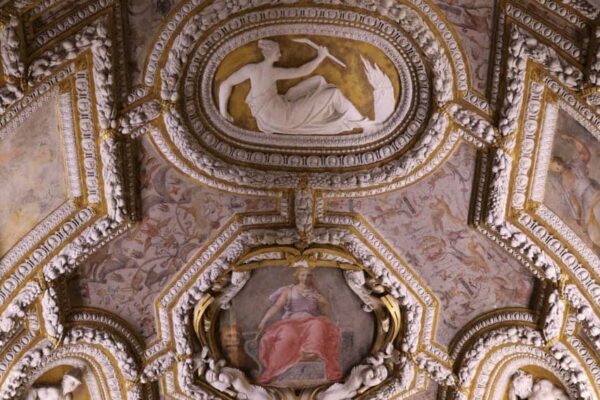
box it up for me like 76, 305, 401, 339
0, 0, 600, 399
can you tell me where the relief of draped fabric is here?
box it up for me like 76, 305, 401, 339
246, 76, 368, 136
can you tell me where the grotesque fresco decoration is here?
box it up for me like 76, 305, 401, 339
217, 38, 395, 135
75, 137, 275, 341
432, 0, 494, 93
2, 0, 600, 399
328, 144, 536, 345
546, 111, 600, 253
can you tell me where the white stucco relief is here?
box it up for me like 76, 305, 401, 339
24, 368, 83, 400
218, 39, 395, 135
508, 370, 569, 400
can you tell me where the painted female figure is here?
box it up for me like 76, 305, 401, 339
548, 134, 600, 252
218, 39, 394, 136
256, 268, 342, 384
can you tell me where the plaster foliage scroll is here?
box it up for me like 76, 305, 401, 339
485, 149, 561, 281
447, 104, 496, 144
0, 79, 22, 113
564, 284, 600, 352
499, 25, 582, 140
561, 0, 600, 19
0, 15, 24, 80
456, 326, 545, 388
344, 270, 382, 313
140, 352, 177, 384
100, 136, 127, 223
414, 353, 456, 386
0, 282, 40, 347
120, 100, 161, 134
447, 313, 598, 400
0, 340, 54, 400
63, 326, 139, 382
313, 0, 454, 104
542, 289, 567, 343
214, 270, 251, 311
43, 214, 126, 281
28, 20, 116, 130
548, 343, 596, 399
0, 15, 24, 113
588, 27, 600, 92
41, 287, 64, 343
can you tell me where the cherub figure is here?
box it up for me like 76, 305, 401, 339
25, 368, 83, 400
508, 370, 568, 400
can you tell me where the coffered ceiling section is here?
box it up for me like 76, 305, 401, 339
0, 0, 599, 399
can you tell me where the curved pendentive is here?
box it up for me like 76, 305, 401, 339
445, 318, 598, 400
0, 312, 151, 400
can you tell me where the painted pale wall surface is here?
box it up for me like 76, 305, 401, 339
0, 95, 66, 256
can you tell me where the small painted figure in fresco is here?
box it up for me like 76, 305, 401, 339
218, 39, 394, 135
25, 368, 83, 400
549, 134, 600, 251
256, 267, 342, 384
220, 311, 252, 369
429, 195, 463, 233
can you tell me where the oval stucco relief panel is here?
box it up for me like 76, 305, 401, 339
212, 34, 402, 135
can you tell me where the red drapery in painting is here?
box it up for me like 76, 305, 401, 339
257, 316, 342, 383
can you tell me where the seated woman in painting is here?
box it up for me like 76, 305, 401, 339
256, 267, 342, 384
218, 39, 394, 136
548, 134, 600, 252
